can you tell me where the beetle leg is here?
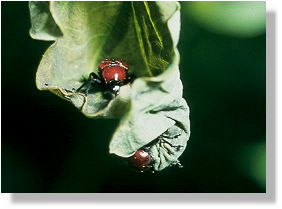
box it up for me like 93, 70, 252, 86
76, 72, 104, 95
123, 72, 136, 85
170, 160, 183, 168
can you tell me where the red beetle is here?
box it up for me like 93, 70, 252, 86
77, 58, 134, 96
128, 149, 153, 172
127, 134, 184, 172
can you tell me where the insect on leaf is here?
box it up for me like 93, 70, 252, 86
30, 1, 190, 171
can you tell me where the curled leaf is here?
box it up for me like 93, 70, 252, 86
30, 1, 190, 171
109, 59, 190, 171
30, 1, 179, 118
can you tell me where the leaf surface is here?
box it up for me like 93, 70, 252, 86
30, 1, 179, 117
30, 1, 190, 170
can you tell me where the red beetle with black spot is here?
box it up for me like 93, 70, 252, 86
77, 58, 134, 96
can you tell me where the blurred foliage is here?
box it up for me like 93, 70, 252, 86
234, 141, 266, 189
2, 2, 265, 192
183, 1, 265, 37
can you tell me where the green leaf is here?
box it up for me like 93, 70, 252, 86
30, 1, 180, 118
29, 1, 62, 40
30, 1, 190, 170
109, 60, 191, 171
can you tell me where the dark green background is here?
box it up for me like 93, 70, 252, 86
2, 2, 265, 192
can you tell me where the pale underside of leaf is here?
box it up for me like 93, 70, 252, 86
109, 57, 190, 164
29, 1, 62, 40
